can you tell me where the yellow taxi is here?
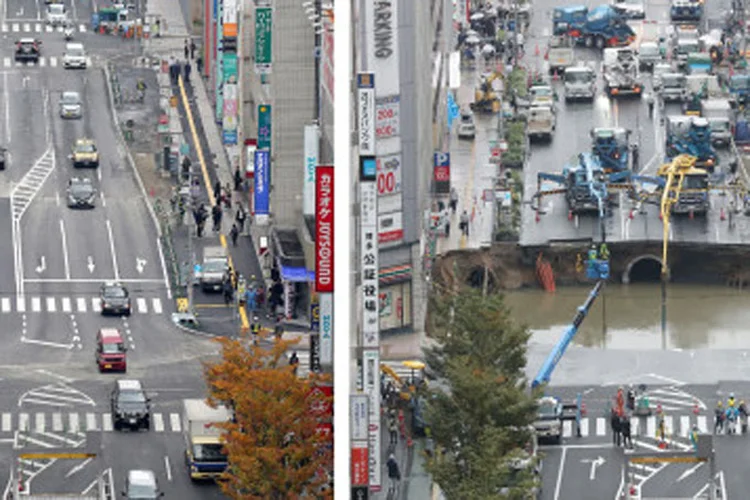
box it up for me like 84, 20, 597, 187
70, 138, 99, 168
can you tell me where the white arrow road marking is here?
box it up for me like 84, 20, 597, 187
677, 462, 703, 482
35, 256, 45, 273
87, 256, 95, 274
65, 458, 92, 478
581, 456, 605, 480
136, 258, 147, 274
19, 383, 95, 407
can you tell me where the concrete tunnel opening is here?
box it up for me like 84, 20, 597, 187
623, 255, 664, 284
467, 266, 497, 291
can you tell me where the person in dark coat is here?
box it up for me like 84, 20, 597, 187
610, 408, 622, 446
234, 167, 243, 191
235, 206, 247, 233
288, 351, 299, 376
214, 181, 222, 201
211, 204, 223, 232
621, 415, 632, 448
183, 61, 192, 84
190, 39, 197, 59
184, 39, 189, 60
386, 454, 401, 493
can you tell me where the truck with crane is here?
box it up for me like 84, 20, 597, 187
535, 153, 613, 215
603, 47, 643, 97
591, 127, 631, 172
665, 116, 718, 171
555, 4, 635, 49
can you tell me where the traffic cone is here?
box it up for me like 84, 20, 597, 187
580, 402, 587, 416
693, 399, 700, 415
18, 479, 23, 492
535, 44, 540, 56
544, 50, 549, 61
629, 209, 635, 219
721, 208, 726, 221
568, 210, 573, 221
658, 440, 667, 449
553, 70, 559, 81
659, 211, 663, 220
689, 210, 694, 220
535, 211, 541, 223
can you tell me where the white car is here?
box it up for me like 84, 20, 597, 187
62, 42, 87, 69
59, 91, 82, 118
457, 112, 476, 139
45, 3, 68, 26
612, 0, 646, 19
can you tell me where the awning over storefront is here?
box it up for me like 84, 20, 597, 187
379, 264, 412, 286
280, 265, 315, 282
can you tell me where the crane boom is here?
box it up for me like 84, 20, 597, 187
532, 280, 605, 389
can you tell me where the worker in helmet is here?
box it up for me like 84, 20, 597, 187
588, 244, 598, 262
715, 401, 725, 434
689, 424, 699, 451
599, 242, 610, 261
728, 393, 736, 408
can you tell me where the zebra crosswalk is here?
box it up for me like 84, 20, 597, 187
1, 23, 87, 33
6, 411, 184, 433
2, 56, 93, 68
558, 413, 711, 439
1, 296, 165, 315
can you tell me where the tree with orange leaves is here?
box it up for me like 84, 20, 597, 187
203, 333, 333, 499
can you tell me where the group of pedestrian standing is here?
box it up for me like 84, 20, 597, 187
609, 408, 633, 449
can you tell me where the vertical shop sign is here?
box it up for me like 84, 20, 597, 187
258, 104, 272, 150
255, 7, 273, 74
253, 150, 270, 216
303, 124, 320, 216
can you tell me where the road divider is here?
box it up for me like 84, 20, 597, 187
177, 75, 249, 333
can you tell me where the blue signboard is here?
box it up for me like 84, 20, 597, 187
254, 150, 270, 215
360, 156, 376, 181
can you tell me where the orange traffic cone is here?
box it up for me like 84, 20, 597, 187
693, 399, 700, 415
535, 44, 540, 56
544, 50, 549, 60
553, 70, 559, 81
629, 209, 635, 219
535, 211, 541, 223
568, 210, 573, 221
658, 440, 667, 449
689, 210, 694, 219
659, 212, 663, 220
721, 208, 726, 220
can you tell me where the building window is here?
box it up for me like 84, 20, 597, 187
379, 282, 412, 331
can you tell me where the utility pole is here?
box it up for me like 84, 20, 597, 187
313, 0, 322, 123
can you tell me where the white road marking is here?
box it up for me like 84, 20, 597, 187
2, 57, 9, 68
22, 23, 29, 32
1, 298, 10, 313
1, 413, 10, 432
34, 23, 40, 32
61, 297, 71, 313
580, 418, 589, 437
152, 298, 163, 314
69, 413, 79, 432
647, 416, 656, 438
65, 458, 92, 478
553, 447, 567, 500
31, 297, 40, 312
105, 220, 120, 281
91, 298, 101, 313
49, 57, 57, 68
136, 297, 147, 314
15, 297, 24, 313
34, 413, 44, 432
562, 420, 572, 438
18, 413, 28, 432
665, 415, 674, 436
45, 297, 55, 312
76, 297, 86, 313
680, 415, 691, 437
38, 57, 45, 67
60, 219, 71, 279
52, 412, 63, 432
595, 417, 606, 436
164, 456, 172, 482
11, 24, 18, 32
169, 413, 181, 432
45, 25, 52, 33
631, 418, 640, 436
697, 415, 708, 433
102, 413, 113, 432
153, 413, 164, 432
85, 412, 97, 431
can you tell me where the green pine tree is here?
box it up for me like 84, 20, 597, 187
423, 287, 540, 499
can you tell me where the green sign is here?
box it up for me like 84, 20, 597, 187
255, 7, 272, 74
258, 104, 271, 150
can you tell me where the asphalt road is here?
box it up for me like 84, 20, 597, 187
4, 0, 95, 27
512, 0, 750, 246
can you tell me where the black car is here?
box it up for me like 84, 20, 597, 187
100, 282, 132, 316
15, 39, 41, 62
67, 177, 96, 208
0, 148, 6, 170
111, 379, 150, 431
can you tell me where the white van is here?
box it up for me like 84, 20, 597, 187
63, 42, 87, 69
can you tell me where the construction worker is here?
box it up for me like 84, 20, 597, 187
588, 244, 598, 262
250, 316, 262, 345
728, 392, 737, 409
616, 387, 625, 415
715, 401, 725, 434
599, 242, 610, 261
689, 424, 699, 451
657, 410, 667, 444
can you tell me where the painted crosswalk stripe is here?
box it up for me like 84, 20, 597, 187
170, 413, 181, 432
76, 297, 87, 313
1, 298, 10, 313
680, 415, 691, 437
153, 413, 164, 432
49, 57, 58, 68
16, 297, 25, 313
631, 417, 640, 436
18, 413, 29, 432
45, 25, 53, 33
152, 298, 163, 314
46, 297, 55, 312
34, 24, 41, 32
562, 420, 573, 438
31, 297, 41, 312
2, 57, 9, 68
23, 23, 30, 32
1, 24, 7, 33
647, 416, 656, 438
11, 24, 18, 32
52, 413, 63, 432
34, 413, 45, 433
92, 298, 101, 312
79, 24, 86, 32
39, 57, 46, 67
580, 418, 589, 437
664, 415, 674, 436
61, 297, 71, 313
697, 415, 708, 433
1, 413, 10, 432
102, 413, 113, 432
596, 417, 605, 436
69, 413, 80, 433
86, 412, 97, 431
137, 298, 147, 314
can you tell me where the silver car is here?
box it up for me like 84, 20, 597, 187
123, 470, 163, 499
59, 91, 82, 119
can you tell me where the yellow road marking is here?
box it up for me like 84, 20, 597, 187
178, 76, 249, 333
193, 304, 234, 309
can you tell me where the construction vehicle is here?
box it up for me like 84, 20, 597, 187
182, 399, 231, 480
658, 73, 689, 103
701, 98, 734, 147
656, 155, 710, 215
471, 71, 501, 113
561, 4, 635, 49
563, 64, 596, 101
547, 34, 575, 74
603, 47, 643, 97
552, 5, 588, 36
670, 0, 703, 22
729, 74, 750, 106
591, 127, 631, 172
535, 153, 613, 216
665, 115, 718, 171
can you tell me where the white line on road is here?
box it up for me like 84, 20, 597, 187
3, 72, 9, 144
596, 418, 606, 436
105, 219, 120, 281
102, 413, 113, 432
100, 191, 106, 207
18, 413, 28, 432
85, 413, 96, 431
34, 370, 73, 384
156, 238, 172, 299
1, 298, 9, 313
60, 219, 71, 280
1, 414, 10, 432
169, 413, 181, 432
31, 297, 40, 312
697, 415, 707, 433
69, 413, 79, 433
61, 297, 71, 313
24, 278, 166, 284
553, 446, 567, 500
137, 297, 147, 314
164, 456, 172, 482
680, 415, 690, 437
52, 412, 62, 432
34, 412, 44, 432
16, 297, 25, 312
152, 298, 163, 314
76, 297, 87, 313
153, 413, 164, 432
91, 298, 101, 313
65, 458, 91, 478
46, 297, 55, 312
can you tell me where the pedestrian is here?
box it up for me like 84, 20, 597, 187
289, 351, 299, 376
222, 279, 234, 305
235, 206, 247, 233
196, 55, 203, 75
181, 156, 191, 181
610, 408, 621, 447
459, 210, 470, 236
190, 39, 197, 60
621, 415, 632, 448
450, 187, 458, 213
250, 316, 261, 344
715, 401, 725, 434
631, 145, 639, 172
389, 416, 399, 446
184, 61, 192, 85
627, 385, 636, 411
274, 321, 284, 341
230, 223, 239, 246
740, 400, 748, 434
212, 204, 223, 232
244, 286, 257, 314
234, 167, 243, 191
647, 93, 655, 119
184, 39, 190, 60
154, 18, 161, 38
386, 454, 401, 494
214, 181, 222, 200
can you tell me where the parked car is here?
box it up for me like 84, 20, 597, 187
457, 112, 476, 139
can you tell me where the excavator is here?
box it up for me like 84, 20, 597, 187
471, 71, 502, 113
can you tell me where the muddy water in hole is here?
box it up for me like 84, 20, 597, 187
502, 284, 750, 350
